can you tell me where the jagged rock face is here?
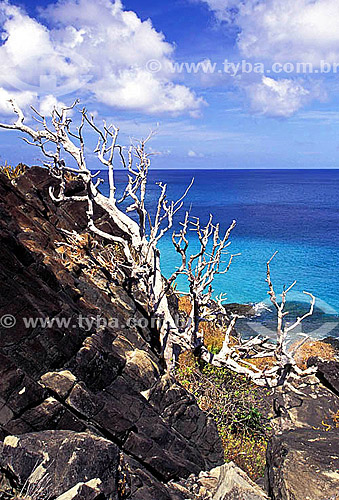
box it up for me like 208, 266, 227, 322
266, 429, 339, 500
307, 357, 339, 396
271, 380, 339, 432
170, 462, 269, 499
1, 430, 119, 499
0, 167, 224, 499
265, 375, 339, 499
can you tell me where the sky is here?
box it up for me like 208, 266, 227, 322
0, 0, 339, 168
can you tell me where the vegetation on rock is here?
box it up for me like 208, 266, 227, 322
0, 161, 26, 180
176, 296, 272, 481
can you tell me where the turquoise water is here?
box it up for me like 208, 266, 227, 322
101, 169, 339, 339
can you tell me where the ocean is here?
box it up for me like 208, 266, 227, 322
101, 169, 339, 340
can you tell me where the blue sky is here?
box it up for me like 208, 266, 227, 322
0, 0, 339, 168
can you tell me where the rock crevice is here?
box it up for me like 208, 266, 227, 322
0, 168, 224, 499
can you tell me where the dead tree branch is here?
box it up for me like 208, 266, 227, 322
0, 100, 317, 388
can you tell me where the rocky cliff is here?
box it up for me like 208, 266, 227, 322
0, 166, 338, 500
0, 167, 225, 499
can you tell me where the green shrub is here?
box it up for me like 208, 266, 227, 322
176, 357, 271, 480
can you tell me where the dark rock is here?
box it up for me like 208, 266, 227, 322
16, 397, 86, 432
266, 380, 339, 500
148, 374, 224, 469
265, 428, 339, 500
223, 303, 256, 317
0, 430, 119, 499
166, 288, 179, 320
322, 336, 339, 355
0, 167, 224, 497
307, 357, 339, 395
123, 455, 180, 500
271, 379, 339, 431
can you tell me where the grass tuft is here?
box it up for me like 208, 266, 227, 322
0, 161, 26, 180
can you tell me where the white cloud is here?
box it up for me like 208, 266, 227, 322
0, 88, 36, 116
38, 94, 69, 116
237, 0, 339, 65
94, 69, 202, 114
0, 0, 203, 116
188, 149, 204, 157
197, 0, 240, 22
245, 76, 310, 117
199, 0, 339, 116
0, 2, 83, 95
201, 0, 339, 65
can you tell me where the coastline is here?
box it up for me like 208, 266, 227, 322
232, 300, 339, 341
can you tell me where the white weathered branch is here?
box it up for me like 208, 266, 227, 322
0, 100, 318, 389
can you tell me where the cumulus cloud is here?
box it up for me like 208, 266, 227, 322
39, 94, 69, 116
0, 0, 203, 116
198, 0, 338, 116
201, 0, 339, 65
236, 0, 339, 65
0, 88, 36, 115
245, 77, 311, 118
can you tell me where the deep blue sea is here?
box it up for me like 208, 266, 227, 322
100, 169, 339, 340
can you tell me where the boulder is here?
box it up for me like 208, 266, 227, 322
169, 462, 269, 500
307, 357, 339, 395
271, 379, 339, 431
40, 370, 77, 399
265, 428, 339, 500
55, 479, 104, 500
199, 463, 269, 500
223, 303, 256, 317
0, 431, 119, 499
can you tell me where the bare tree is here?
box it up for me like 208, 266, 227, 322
168, 216, 317, 389
0, 100, 195, 364
0, 100, 317, 389
169, 213, 239, 359
263, 251, 317, 391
